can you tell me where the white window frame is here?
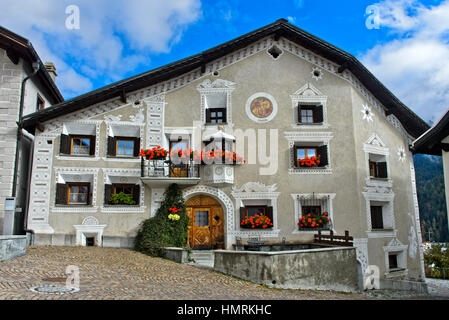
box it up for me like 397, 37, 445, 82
383, 238, 408, 278
291, 193, 336, 234
290, 83, 328, 130
284, 132, 333, 175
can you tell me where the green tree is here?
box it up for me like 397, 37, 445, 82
134, 184, 189, 257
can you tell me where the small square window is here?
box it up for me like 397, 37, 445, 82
116, 139, 134, 157
206, 108, 226, 124
71, 137, 90, 155
67, 184, 89, 204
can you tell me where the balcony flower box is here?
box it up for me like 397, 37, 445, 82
241, 214, 273, 229
139, 146, 168, 160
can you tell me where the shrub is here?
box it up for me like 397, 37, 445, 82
109, 192, 136, 205
134, 184, 189, 257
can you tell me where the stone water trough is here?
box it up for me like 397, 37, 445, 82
214, 242, 359, 293
0, 235, 27, 261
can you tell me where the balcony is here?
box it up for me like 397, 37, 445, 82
140, 158, 200, 187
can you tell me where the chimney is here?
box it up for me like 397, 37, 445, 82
44, 62, 57, 83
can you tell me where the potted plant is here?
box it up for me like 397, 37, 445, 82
241, 214, 273, 229
109, 192, 136, 205
298, 211, 331, 229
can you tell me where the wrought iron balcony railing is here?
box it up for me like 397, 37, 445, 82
140, 158, 200, 179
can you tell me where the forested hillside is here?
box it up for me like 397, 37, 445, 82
414, 154, 448, 242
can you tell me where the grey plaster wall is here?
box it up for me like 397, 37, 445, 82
214, 247, 359, 292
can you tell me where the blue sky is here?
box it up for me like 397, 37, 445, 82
1, 0, 449, 122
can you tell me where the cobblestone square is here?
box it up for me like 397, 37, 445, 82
0, 246, 441, 300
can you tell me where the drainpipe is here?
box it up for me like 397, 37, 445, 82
11, 59, 40, 241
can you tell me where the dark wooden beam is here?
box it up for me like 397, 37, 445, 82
338, 62, 348, 73
6, 47, 19, 65
274, 31, 281, 41
120, 89, 127, 103
385, 108, 394, 116
36, 122, 45, 132
441, 143, 449, 152
201, 63, 206, 74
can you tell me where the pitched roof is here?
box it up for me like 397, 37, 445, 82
0, 25, 64, 104
412, 108, 449, 156
21, 19, 428, 137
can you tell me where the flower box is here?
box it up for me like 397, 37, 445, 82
296, 155, 321, 168
139, 146, 168, 160
241, 214, 273, 229
298, 212, 331, 230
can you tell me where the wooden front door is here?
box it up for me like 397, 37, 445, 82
186, 195, 224, 249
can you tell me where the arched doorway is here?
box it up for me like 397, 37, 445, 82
186, 195, 224, 249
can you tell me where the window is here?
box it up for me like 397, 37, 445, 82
388, 254, 398, 270
302, 205, 321, 216
294, 145, 328, 167
113, 184, 134, 195
300, 107, 314, 123
70, 137, 91, 155
370, 206, 384, 230
104, 183, 140, 205
116, 139, 135, 157
195, 210, 209, 226
246, 206, 267, 218
297, 105, 323, 124
206, 108, 227, 124
368, 154, 388, 179
36, 94, 45, 111
67, 183, 89, 205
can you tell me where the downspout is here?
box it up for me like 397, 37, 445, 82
11, 59, 40, 241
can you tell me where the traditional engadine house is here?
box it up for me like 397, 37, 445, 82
22, 19, 428, 282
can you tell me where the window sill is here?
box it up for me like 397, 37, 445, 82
288, 166, 332, 175
385, 268, 408, 278
366, 229, 397, 238
57, 155, 98, 161
51, 206, 98, 213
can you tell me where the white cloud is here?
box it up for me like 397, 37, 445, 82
0, 0, 202, 98
361, 0, 449, 123
287, 16, 297, 23
293, 0, 305, 9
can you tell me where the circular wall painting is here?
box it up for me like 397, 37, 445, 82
246, 93, 278, 123
250, 97, 273, 118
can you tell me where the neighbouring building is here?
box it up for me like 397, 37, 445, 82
0, 26, 63, 235
21, 19, 429, 283
412, 108, 449, 236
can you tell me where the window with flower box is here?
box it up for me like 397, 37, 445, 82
294, 145, 328, 168
239, 205, 273, 229
292, 193, 335, 233
104, 183, 140, 205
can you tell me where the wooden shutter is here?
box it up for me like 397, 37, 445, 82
107, 136, 116, 156
239, 207, 246, 221
86, 183, 92, 205
104, 184, 113, 205
206, 109, 212, 123
313, 105, 324, 123
265, 206, 273, 221
377, 162, 388, 178
55, 183, 68, 205
133, 138, 141, 157
297, 105, 302, 123
133, 184, 140, 205
317, 145, 329, 167
59, 134, 71, 154
293, 146, 300, 167
222, 108, 227, 123
89, 136, 96, 156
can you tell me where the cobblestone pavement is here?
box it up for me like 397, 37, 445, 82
0, 246, 439, 300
